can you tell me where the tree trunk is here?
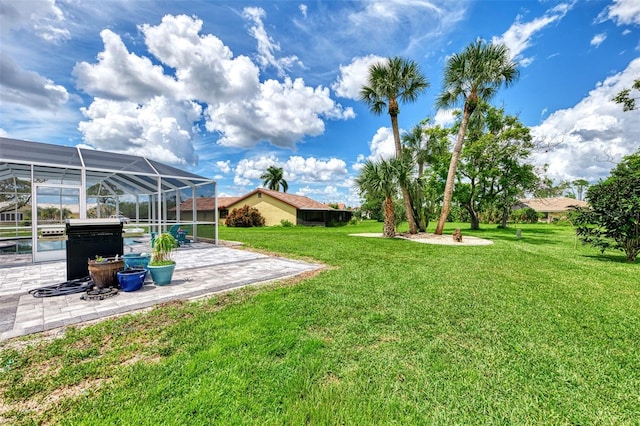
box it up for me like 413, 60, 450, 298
383, 196, 396, 237
500, 202, 510, 228
390, 110, 417, 234
401, 184, 418, 234
390, 101, 402, 155
469, 207, 480, 230
416, 162, 426, 232
435, 107, 472, 235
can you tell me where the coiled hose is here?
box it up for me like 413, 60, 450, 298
29, 276, 94, 298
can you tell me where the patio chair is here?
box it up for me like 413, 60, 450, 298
168, 224, 191, 246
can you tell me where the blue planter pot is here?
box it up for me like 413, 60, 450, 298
117, 268, 147, 292
123, 253, 151, 270
148, 263, 176, 286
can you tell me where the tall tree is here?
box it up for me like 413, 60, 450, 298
360, 57, 429, 234
571, 179, 589, 201
260, 166, 288, 192
534, 171, 569, 198
355, 159, 399, 238
434, 40, 519, 235
455, 106, 537, 229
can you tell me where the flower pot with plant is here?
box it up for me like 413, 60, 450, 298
147, 232, 177, 285
88, 255, 125, 289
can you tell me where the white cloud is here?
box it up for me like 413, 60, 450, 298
530, 57, 640, 183
216, 160, 231, 174
345, 1, 468, 53
0, 0, 70, 42
72, 13, 355, 163
234, 155, 281, 186
206, 77, 354, 149
74, 29, 181, 102
299, 4, 308, 19
242, 7, 302, 77
601, 0, 640, 25
78, 96, 201, 165
590, 33, 607, 47
296, 185, 340, 199
285, 156, 348, 183
296, 183, 359, 205
141, 14, 260, 103
492, 2, 572, 66
332, 55, 386, 100
232, 154, 348, 188
434, 109, 456, 127
0, 55, 69, 109
367, 127, 396, 161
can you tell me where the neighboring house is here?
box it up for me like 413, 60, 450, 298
173, 189, 352, 226
171, 196, 240, 222
227, 188, 352, 226
0, 202, 29, 224
516, 197, 588, 223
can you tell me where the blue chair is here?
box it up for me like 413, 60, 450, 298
168, 224, 191, 246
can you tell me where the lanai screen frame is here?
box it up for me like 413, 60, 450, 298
0, 137, 218, 260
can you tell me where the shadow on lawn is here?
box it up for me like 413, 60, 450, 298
581, 253, 638, 264
461, 225, 567, 246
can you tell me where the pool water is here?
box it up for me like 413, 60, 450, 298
0, 237, 143, 255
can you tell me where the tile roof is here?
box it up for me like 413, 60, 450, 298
518, 197, 588, 212
175, 196, 240, 211
175, 189, 334, 212
233, 188, 332, 210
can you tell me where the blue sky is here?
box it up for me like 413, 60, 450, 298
1, 0, 639, 205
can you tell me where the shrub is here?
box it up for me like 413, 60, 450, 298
280, 219, 294, 227
573, 150, 640, 262
225, 205, 266, 227
512, 207, 539, 224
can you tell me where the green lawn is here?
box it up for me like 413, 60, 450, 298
1, 221, 638, 424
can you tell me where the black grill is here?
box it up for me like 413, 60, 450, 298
66, 219, 123, 280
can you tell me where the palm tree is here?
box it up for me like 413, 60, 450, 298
355, 159, 398, 238
260, 166, 288, 192
434, 40, 519, 235
359, 57, 429, 234
572, 179, 589, 201
402, 123, 450, 232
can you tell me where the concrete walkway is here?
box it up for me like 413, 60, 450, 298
0, 239, 323, 341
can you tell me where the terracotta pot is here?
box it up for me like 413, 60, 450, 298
88, 258, 125, 288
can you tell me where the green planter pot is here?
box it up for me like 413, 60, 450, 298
148, 263, 176, 286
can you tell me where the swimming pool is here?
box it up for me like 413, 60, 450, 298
0, 237, 143, 255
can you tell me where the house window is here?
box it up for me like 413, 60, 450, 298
258, 193, 262, 198
0, 212, 23, 222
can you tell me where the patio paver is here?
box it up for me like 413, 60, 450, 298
0, 239, 323, 341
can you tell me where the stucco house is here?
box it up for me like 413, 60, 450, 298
175, 188, 352, 227
228, 188, 351, 226
516, 197, 588, 223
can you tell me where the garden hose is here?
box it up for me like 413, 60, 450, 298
28, 276, 94, 298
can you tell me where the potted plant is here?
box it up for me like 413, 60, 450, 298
116, 268, 147, 292
147, 232, 178, 285
88, 255, 125, 288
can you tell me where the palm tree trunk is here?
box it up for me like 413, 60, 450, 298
389, 97, 402, 155
390, 112, 417, 234
435, 108, 471, 235
383, 196, 396, 237
401, 185, 418, 234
